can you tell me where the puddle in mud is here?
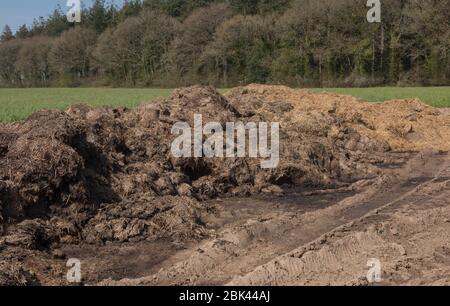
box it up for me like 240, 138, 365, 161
61, 239, 186, 284
345, 177, 437, 220
401, 176, 434, 188
434, 176, 450, 183
206, 188, 355, 229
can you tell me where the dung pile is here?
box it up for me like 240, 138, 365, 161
0, 85, 448, 285
225, 84, 450, 152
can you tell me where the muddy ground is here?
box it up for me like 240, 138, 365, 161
0, 85, 449, 286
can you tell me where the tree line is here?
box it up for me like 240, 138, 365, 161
0, 0, 448, 88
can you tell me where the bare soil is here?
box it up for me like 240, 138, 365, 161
0, 85, 449, 286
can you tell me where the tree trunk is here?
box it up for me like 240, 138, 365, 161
372, 35, 376, 84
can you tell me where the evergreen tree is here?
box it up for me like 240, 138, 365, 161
144, 0, 188, 17
86, 0, 112, 32
29, 17, 46, 36
228, 0, 259, 15
0, 25, 14, 41
45, 7, 71, 37
15, 24, 30, 39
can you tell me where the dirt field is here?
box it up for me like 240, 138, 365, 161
0, 85, 449, 286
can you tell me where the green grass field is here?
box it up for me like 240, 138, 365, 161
0, 87, 448, 123
0, 88, 173, 123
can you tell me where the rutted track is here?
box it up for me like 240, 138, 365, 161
228, 151, 450, 286
101, 151, 449, 285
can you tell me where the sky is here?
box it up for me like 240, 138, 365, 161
0, 0, 115, 33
